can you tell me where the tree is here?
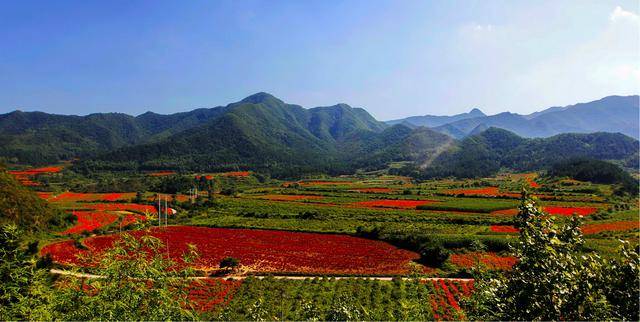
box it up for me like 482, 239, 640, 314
465, 191, 639, 320
49, 233, 199, 320
0, 224, 54, 320
419, 243, 449, 267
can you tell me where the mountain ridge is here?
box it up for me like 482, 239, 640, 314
392, 95, 639, 139
1, 93, 638, 178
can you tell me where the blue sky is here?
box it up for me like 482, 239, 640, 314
0, 0, 638, 120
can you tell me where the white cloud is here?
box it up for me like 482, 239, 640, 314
610, 5, 639, 23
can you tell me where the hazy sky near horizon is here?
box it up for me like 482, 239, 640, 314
1, 1, 638, 120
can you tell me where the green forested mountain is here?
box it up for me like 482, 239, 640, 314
2, 93, 638, 178
417, 127, 639, 178
78, 93, 451, 177
0, 107, 229, 164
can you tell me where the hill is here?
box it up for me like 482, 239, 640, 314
0, 168, 65, 231
547, 158, 638, 195
0, 107, 230, 164
416, 128, 639, 179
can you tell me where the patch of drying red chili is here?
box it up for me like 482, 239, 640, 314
543, 206, 598, 216
41, 226, 424, 275
49, 192, 135, 202
62, 211, 119, 235
83, 203, 156, 214
450, 252, 516, 270
148, 171, 176, 177
222, 171, 250, 177
186, 279, 243, 312
490, 225, 519, 233
429, 279, 474, 320
582, 221, 639, 234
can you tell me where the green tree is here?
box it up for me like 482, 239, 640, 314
50, 233, 199, 320
466, 191, 639, 321
0, 224, 55, 320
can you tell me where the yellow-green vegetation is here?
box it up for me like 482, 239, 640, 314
0, 168, 68, 231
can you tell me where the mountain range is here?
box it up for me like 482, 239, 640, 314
1, 93, 637, 178
389, 95, 639, 139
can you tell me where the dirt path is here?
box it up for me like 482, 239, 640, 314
50, 268, 473, 282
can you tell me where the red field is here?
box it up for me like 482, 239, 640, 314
41, 226, 423, 275
488, 220, 639, 235
429, 279, 474, 320
298, 180, 354, 186
36, 192, 53, 200
526, 178, 540, 188
443, 187, 520, 198
492, 206, 599, 217
119, 213, 147, 227
49, 192, 135, 202
83, 203, 157, 214
490, 225, 519, 233
9, 166, 63, 186
449, 252, 517, 270
222, 171, 250, 177
62, 211, 119, 235
148, 171, 176, 177
259, 194, 323, 201
9, 166, 63, 176
543, 206, 598, 216
351, 199, 437, 209
582, 221, 639, 234
490, 208, 519, 216
186, 279, 243, 312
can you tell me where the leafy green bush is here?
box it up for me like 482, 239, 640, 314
465, 192, 640, 320
419, 244, 449, 267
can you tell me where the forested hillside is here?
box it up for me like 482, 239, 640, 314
0, 167, 66, 231
76, 93, 452, 177
399, 128, 639, 179
2, 93, 638, 179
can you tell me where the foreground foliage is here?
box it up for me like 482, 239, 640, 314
0, 224, 199, 320
50, 232, 198, 320
466, 192, 640, 320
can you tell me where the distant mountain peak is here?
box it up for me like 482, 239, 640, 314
469, 108, 485, 116
240, 92, 282, 104
138, 111, 159, 117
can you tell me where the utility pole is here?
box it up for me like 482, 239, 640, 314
157, 194, 161, 226
164, 196, 168, 226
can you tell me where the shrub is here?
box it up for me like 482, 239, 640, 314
219, 257, 240, 270
465, 191, 640, 321
419, 243, 449, 267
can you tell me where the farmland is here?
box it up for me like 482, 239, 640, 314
6, 166, 639, 319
